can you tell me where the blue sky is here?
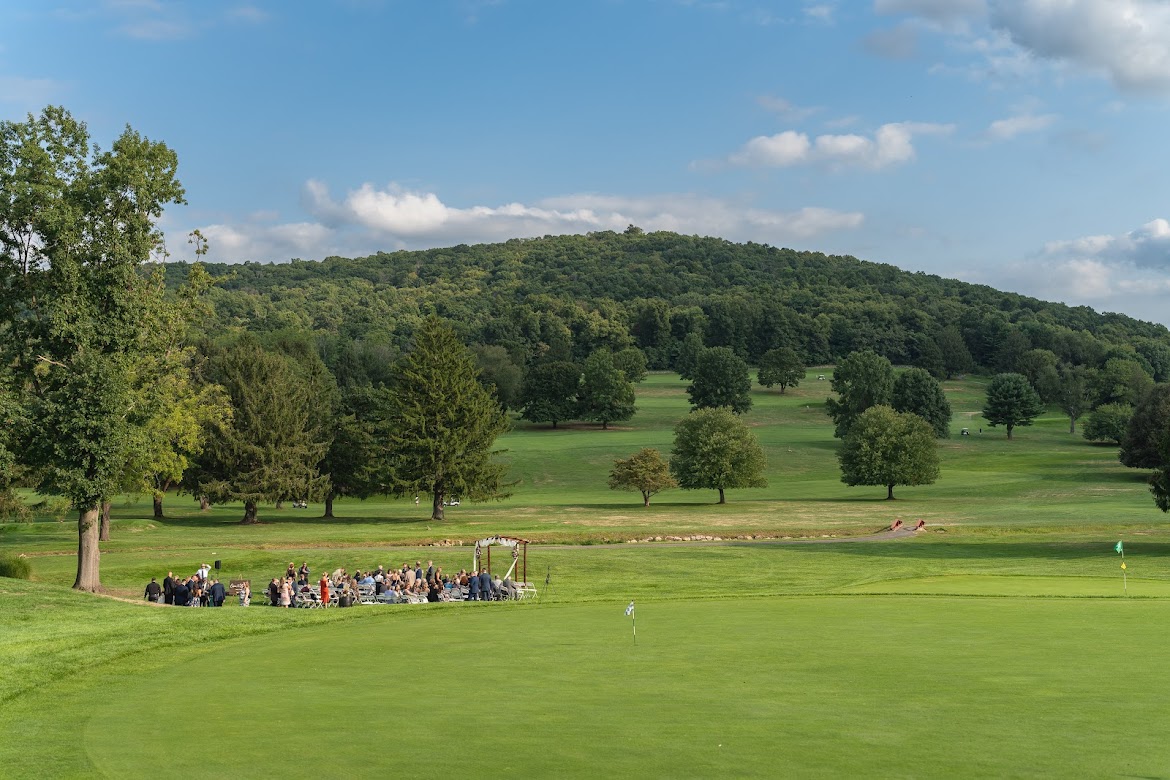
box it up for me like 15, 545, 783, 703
2, 0, 1170, 324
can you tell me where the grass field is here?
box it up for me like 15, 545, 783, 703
3, 371, 1169, 777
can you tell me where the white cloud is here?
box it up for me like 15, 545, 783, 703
804, 3, 836, 24
988, 0, 1170, 94
984, 112, 1057, 141
1044, 218, 1170, 271
862, 23, 919, 59
726, 121, 954, 170
182, 183, 865, 263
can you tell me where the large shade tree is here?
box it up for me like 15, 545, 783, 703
670, 407, 767, 504
520, 360, 581, 428
838, 405, 940, 500
757, 347, 805, 394
687, 346, 752, 414
578, 349, 636, 429
1120, 384, 1170, 469
381, 317, 511, 520
0, 107, 185, 591
892, 367, 952, 438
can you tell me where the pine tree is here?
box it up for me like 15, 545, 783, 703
982, 373, 1045, 440
382, 318, 511, 521
892, 367, 952, 438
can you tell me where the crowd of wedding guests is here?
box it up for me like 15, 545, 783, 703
145, 564, 230, 607
262, 559, 525, 608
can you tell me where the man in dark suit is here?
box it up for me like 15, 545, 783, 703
144, 578, 162, 603
172, 579, 191, 607
162, 572, 175, 605
468, 569, 481, 601
478, 569, 492, 600
209, 579, 227, 607
425, 560, 435, 583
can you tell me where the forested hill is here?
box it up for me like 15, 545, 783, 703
166, 229, 1170, 379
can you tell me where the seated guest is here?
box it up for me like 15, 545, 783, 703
427, 581, 441, 602
144, 578, 162, 603
360, 573, 375, 586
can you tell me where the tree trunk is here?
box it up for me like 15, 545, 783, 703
153, 495, 164, 519
552, 420, 558, 429
1007, 425, 1014, 440
718, 488, 726, 504
324, 491, 335, 519
99, 501, 111, 541
432, 492, 445, 521
602, 420, 609, 430
642, 492, 651, 507
887, 484, 896, 500
240, 500, 258, 524
1068, 416, 1076, 434
275, 499, 283, 509
74, 505, 102, 592
199, 496, 210, 511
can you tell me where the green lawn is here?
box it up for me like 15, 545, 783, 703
3, 370, 1169, 777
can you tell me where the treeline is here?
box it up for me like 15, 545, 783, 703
163, 229, 1170, 385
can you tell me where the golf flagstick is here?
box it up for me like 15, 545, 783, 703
1116, 541, 1126, 596
625, 600, 636, 644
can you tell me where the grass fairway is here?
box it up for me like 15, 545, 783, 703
3, 596, 1167, 778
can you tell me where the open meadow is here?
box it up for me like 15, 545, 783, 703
3, 371, 1170, 778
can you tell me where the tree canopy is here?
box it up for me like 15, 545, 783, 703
578, 349, 636, 429
982, 373, 1045, 440
837, 405, 940, 500
670, 407, 767, 504
825, 350, 894, 437
892, 367, 952, 438
608, 448, 677, 506
758, 347, 804, 393
687, 347, 752, 414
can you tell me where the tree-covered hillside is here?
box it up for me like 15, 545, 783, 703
167, 229, 1170, 380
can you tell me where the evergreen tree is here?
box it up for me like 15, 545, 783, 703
982, 373, 1045, 439
825, 350, 894, 438
892, 367, 952, 438
193, 336, 330, 524
838, 406, 939, 500
578, 350, 636, 429
1120, 384, 1170, 469
520, 360, 581, 428
758, 347, 805, 393
670, 407, 767, 504
687, 346, 752, 414
608, 448, 677, 506
382, 317, 510, 521
936, 327, 974, 379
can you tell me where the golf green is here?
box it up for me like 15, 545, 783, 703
72, 597, 1170, 778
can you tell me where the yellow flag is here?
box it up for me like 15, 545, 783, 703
1121, 562, 1127, 570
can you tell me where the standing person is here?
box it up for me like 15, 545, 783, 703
268, 578, 280, 606
198, 563, 211, 582
210, 578, 227, 607
478, 569, 492, 601
279, 578, 292, 608
468, 569, 481, 601
238, 581, 251, 607
162, 572, 175, 605
319, 574, 330, 608
298, 561, 310, 582
144, 578, 162, 603
172, 578, 191, 607
425, 560, 435, 583
285, 562, 296, 581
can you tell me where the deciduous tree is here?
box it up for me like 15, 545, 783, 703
687, 346, 752, 414
578, 349, 636, 429
670, 407, 767, 504
892, 367, 952, 438
520, 361, 581, 428
825, 350, 894, 437
838, 405, 939, 500
1120, 384, 1170, 469
608, 448, 676, 506
757, 347, 804, 394
1082, 403, 1133, 445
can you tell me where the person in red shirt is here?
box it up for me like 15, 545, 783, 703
319, 574, 330, 607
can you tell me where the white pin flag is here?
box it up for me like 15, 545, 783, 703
625, 601, 635, 616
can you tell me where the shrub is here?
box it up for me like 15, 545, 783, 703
0, 553, 32, 580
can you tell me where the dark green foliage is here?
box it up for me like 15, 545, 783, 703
892, 367, 952, 438
983, 373, 1045, 440
1082, 404, 1133, 445
520, 361, 581, 428
675, 332, 705, 381
1120, 384, 1170, 469
474, 345, 524, 410
837, 405, 940, 500
1017, 349, 1061, 403
0, 553, 31, 579
613, 347, 649, 384
670, 407, 767, 504
193, 336, 331, 523
578, 350, 636, 429
687, 347, 752, 414
1057, 363, 1096, 434
758, 347, 805, 393
1095, 358, 1154, 408
381, 318, 510, 520
826, 350, 894, 438
936, 327, 974, 379
908, 333, 946, 379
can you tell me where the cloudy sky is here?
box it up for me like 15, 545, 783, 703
3, 0, 1170, 324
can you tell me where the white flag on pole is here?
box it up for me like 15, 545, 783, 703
625, 601, 635, 616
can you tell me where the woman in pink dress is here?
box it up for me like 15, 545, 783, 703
279, 578, 292, 608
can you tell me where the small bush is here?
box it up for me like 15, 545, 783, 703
0, 553, 32, 579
